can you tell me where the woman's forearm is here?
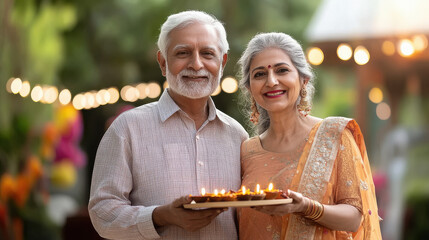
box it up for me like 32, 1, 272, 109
315, 203, 361, 232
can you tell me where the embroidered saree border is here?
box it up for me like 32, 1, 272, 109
285, 117, 350, 239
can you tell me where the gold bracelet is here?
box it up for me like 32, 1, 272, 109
304, 200, 324, 221
312, 201, 324, 221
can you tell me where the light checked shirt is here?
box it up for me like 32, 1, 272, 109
88, 89, 248, 239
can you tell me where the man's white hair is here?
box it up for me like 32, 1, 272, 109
157, 10, 229, 58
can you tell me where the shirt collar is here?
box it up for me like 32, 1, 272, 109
157, 88, 229, 125
158, 89, 181, 122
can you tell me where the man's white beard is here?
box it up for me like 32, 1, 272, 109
166, 66, 222, 99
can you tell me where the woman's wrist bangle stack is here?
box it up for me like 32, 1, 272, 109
303, 199, 324, 221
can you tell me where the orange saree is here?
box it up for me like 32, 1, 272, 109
239, 117, 382, 240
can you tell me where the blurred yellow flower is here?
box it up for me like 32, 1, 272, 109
54, 104, 78, 135
51, 161, 76, 188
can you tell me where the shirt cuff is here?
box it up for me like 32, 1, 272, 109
137, 205, 161, 239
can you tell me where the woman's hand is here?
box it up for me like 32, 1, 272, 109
254, 190, 362, 232
253, 190, 309, 216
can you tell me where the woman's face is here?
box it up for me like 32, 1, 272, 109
249, 47, 303, 114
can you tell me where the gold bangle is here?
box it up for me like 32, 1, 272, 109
305, 200, 324, 221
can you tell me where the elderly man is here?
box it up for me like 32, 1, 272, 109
88, 10, 248, 239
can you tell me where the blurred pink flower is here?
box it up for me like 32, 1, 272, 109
54, 138, 86, 168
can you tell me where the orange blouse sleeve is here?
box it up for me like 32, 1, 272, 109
334, 129, 363, 213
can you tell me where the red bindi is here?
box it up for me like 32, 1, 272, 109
267, 65, 271, 68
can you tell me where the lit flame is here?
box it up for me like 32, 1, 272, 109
242, 186, 246, 193
201, 188, 206, 196
221, 189, 226, 195
214, 189, 218, 196
268, 183, 273, 191
256, 184, 260, 193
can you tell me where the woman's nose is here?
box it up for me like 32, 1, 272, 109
266, 71, 279, 87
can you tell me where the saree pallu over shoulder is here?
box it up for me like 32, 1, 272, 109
284, 117, 349, 239
283, 117, 382, 240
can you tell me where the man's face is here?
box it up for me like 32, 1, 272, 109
158, 22, 227, 99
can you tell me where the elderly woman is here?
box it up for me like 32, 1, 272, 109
237, 32, 382, 239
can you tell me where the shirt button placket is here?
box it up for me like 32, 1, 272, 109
195, 133, 206, 191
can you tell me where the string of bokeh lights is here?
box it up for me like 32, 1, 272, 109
306, 34, 428, 121
7, 34, 427, 120
5, 77, 239, 110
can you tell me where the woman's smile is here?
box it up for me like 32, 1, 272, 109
264, 90, 286, 98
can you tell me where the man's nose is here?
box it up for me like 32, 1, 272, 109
188, 53, 204, 71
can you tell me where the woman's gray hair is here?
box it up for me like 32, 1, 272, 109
157, 10, 229, 58
238, 32, 315, 135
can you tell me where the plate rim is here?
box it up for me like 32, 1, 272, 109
183, 198, 292, 209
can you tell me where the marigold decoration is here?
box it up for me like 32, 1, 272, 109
0, 174, 16, 203
40, 123, 58, 159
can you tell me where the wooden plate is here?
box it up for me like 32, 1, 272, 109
183, 198, 292, 209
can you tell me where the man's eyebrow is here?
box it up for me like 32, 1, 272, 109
172, 44, 190, 51
172, 44, 219, 52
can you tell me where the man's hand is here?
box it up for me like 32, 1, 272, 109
152, 195, 226, 232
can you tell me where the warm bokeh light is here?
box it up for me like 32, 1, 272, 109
398, 39, 415, 57
91, 92, 101, 108
30, 85, 43, 102
59, 89, 72, 105
44, 86, 59, 104
72, 94, 85, 110
337, 44, 353, 61
354, 46, 370, 65
107, 87, 120, 104
146, 82, 161, 98
84, 92, 96, 109
6, 78, 15, 93
19, 81, 31, 97
382, 41, 395, 56
95, 89, 109, 105
120, 85, 131, 102
412, 34, 428, 52
307, 47, 324, 65
376, 102, 391, 120
136, 83, 147, 100
211, 85, 221, 96
121, 85, 139, 102
11, 78, 22, 94
221, 77, 238, 93
369, 87, 383, 103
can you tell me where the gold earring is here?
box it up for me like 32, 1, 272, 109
297, 88, 311, 117
250, 98, 260, 125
